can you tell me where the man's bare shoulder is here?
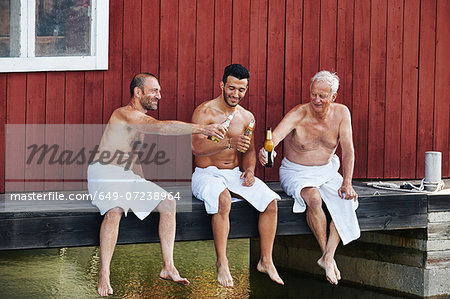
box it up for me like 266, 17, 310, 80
109, 106, 156, 125
235, 105, 254, 122
192, 99, 221, 124
284, 103, 309, 120
332, 103, 351, 118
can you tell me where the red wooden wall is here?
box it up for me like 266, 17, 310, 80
0, 0, 449, 192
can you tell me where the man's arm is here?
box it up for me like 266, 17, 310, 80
337, 106, 357, 200
240, 122, 257, 186
258, 106, 300, 165
123, 109, 226, 138
191, 106, 232, 156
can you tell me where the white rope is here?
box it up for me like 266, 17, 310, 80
367, 179, 445, 194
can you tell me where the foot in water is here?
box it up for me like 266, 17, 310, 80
257, 260, 284, 285
216, 261, 234, 287
317, 257, 338, 285
159, 266, 190, 285
97, 271, 114, 297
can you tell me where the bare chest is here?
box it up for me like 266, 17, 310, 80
288, 121, 340, 151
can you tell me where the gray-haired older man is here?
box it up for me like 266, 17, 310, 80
258, 71, 360, 285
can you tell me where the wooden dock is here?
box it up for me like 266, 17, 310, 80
0, 180, 448, 250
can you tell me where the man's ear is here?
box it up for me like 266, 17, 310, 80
332, 93, 337, 102
134, 86, 142, 97
220, 81, 225, 91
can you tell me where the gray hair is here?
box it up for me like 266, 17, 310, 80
310, 71, 339, 95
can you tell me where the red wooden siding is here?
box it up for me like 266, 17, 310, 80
0, 0, 449, 192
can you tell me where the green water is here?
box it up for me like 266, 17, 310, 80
0, 239, 408, 298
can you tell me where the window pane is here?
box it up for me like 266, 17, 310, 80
35, 0, 91, 57
0, 0, 20, 57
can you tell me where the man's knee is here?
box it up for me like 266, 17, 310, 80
263, 199, 278, 214
301, 187, 322, 209
217, 189, 232, 215
104, 208, 123, 223
158, 195, 176, 213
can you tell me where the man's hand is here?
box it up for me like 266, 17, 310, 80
240, 169, 255, 186
230, 135, 251, 152
203, 123, 227, 140
258, 147, 277, 166
338, 183, 358, 201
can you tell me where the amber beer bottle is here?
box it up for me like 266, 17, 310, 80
264, 127, 274, 167
208, 112, 235, 142
237, 119, 255, 153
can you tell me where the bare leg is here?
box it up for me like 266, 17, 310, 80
211, 189, 233, 287
301, 187, 328, 252
98, 207, 123, 297
301, 188, 339, 284
256, 200, 284, 285
157, 196, 189, 285
317, 221, 341, 284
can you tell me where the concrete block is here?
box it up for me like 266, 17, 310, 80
424, 267, 450, 297
428, 212, 450, 223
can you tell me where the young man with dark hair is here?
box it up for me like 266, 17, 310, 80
191, 64, 284, 287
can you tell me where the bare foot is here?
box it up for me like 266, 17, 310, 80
216, 261, 234, 287
334, 260, 341, 281
97, 271, 114, 297
317, 257, 338, 285
257, 260, 284, 285
159, 266, 190, 285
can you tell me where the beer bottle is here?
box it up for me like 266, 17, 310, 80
237, 119, 255, 153
264, 127, 274, 167
208, 112, 235, 142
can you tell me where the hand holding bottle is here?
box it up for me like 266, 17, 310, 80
258, 147, 277, 166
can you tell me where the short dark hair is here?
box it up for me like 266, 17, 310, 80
222, 64, 250, 84
130, 73, 158, 97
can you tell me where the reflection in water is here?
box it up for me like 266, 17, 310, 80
0, 239, 408, 298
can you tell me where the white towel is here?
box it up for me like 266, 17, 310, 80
87, 163, 166, 220
192, 166, 280, 214
279, 155, 360, 245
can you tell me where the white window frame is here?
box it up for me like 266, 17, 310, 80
0, 0, 108, 73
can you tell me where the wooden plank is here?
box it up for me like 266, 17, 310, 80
195, 0, 214, 106
0, 186, 430, 250
284, 0, 302, 113
122, 0, 141, 106
178, 0, 196, 123
319, 0, 337, 71
25, 73, 46, 191
213, 0, 232, 95
141, 0, 160, 77
232, 0, 250, 68
84, 72, 104, 124
0, 74, 6, 193
336, 0, 354, 110
64, 72, 84, 191
400, 0, 420, 179
159, 0, 178, 121
434, 0, 450, 178
301, 0, 320, 103
103, 0, 124, 122
367, 0, 387, 178
5, 74, 26, 192
249, 0, 268, 181
352, 0, 370, 179
5, 73, 27, 192
384, 0, 403, 178
416, 0, 437, 178
83, 72, 104, 189
428, 194, 450, 213
265, 0, 285, 181
45, 72, 65, 191
232, 0, 251, 111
